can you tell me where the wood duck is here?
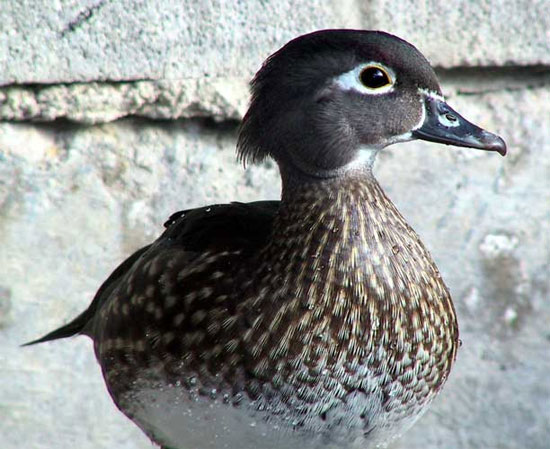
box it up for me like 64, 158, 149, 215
26, 30, 506, 449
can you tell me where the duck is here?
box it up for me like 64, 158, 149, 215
25, 29, 506, 449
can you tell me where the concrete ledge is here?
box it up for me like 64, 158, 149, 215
0, 78, 249, 123
2, 67, 549, 124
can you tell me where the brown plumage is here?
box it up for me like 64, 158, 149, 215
26, 29, 505, 449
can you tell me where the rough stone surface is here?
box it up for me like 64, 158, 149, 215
0, 0, 359, 85
1, 2, 549, 449
2, 0, 549, 87
361, 0, 550, 67
0, 78, 249, 124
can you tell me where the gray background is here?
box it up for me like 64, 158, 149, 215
1, 1, 549, 448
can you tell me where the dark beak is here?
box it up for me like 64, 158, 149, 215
412, 95, 507, 156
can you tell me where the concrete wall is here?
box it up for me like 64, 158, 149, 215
1, 1, 548, 448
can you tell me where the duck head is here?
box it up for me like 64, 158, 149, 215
237, 29, 506, 178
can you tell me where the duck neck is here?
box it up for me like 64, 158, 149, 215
276, 165, 401, 261
247, 162, 458, 372
271, 162, 448, 312
278, 147, 380, 187
277, 147, 395, 238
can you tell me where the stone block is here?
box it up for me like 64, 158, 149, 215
362, 0, 550, 67
2, 0, 549, 88
0, 0, 359, 85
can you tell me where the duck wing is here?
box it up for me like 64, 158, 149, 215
23, 200, 279, 346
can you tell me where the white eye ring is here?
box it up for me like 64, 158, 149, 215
334, 62, 396, 95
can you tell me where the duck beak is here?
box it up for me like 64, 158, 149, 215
412, 94, 507, 156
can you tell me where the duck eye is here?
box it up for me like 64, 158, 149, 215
359, 66, 391, 89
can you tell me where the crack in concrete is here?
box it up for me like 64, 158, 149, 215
436, 64, 550, 77
16, 115, 241, 135
436, 65, 550, 95
60, 0, 110, 37
1, 77, 158, 90
3, 64, 550, 90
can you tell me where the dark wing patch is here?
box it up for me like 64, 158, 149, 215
160, 200, 279, 254
24, 200, 279, 346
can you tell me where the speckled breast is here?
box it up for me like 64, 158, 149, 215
93, 176, 459, 449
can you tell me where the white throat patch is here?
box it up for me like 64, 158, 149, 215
344, 146, 381, 171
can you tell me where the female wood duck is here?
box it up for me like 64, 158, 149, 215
26, 30, 506, 449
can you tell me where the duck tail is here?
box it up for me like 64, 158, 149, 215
22, 245, 153, 348
21, 308, 91, 346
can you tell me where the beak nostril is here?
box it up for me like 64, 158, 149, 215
414, 95, 506, 153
